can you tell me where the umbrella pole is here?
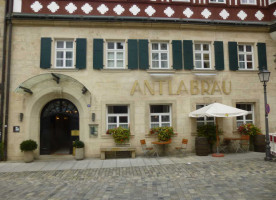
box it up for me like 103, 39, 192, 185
212, 117, 224, 157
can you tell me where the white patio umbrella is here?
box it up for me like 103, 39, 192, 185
189, 103, 249, 157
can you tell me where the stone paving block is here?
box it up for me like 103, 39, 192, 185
71, 160, 90, 170
87, 160, 103, 169
143, 158, 160, 166
116, 159, 131, 168
40, 161, 62, 171
129, 158, 145, 167
56, 160, 76, 170
102, 159, 116, 168
157, 158, 174, 165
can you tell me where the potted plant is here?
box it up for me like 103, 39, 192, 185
238, 123, 263, 151
196, 124, 221, 156
108, 127, 130, 145
149, 127, 175, 142
20, 139, 38, 163
73, 140, 85, 160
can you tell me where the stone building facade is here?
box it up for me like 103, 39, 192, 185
1, 0, 276, 160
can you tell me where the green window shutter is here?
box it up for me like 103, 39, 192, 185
128, 39, 138, 70
138, 39, 149, 70
257, 43, 267, 70
93, 39, 103, 70
76, 38, 87, 69
172, 40, 183, 70
214, 41, 224, 71
228, 42, 239, 71
40, 37, 52, 69
183, 40, 194, 70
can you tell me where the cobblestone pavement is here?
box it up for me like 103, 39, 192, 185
0, 155, 275, 200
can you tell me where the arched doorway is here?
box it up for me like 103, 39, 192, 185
40, 99, 79, 155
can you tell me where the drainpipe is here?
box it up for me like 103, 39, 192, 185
0, 0, 13, 161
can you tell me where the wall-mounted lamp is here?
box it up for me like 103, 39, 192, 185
19, 113, 24, 122
92, 113, 96, 122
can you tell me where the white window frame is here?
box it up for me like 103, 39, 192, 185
238, 44, 254, 70
236, 103, 254, 127
269, 0, 276, 4
209, 0, 226, 3
240, 0, 257, 5
106, 105, 129, 131
151, 42, 169, 69
55, 40, 74, 68
194, 43, 212, 70
196, 104, 215, 127
171, 0, 190, 2
150, 105, 171, 128
106, 41, 125, 69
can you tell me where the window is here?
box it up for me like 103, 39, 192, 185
236, 104, 254, 127
195, 43, 211, 69
55, 40, 74, 68
240, 0, 256, 4
151, 43, 169, 69
106, 42, 125, 68
107, 106, 129, 130
150, 105, 171, 128
238, 44, 254, 70
209, 0, 226, 3
196, 104, 215, 127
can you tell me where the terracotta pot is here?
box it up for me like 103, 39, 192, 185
75, 148, 84, 160
23, 151, 34, 163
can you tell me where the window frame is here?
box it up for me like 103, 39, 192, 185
236, 103, 254, 127
238, 44, 254, 70
240, 0, 257, 5
150, 105, 172, 128
106, 105, 129, 131
194, 43, 212, 70
106, 41, 125, 69
209, 0, 226, 3
54, 40, 74, 69
196, 104, 215, 127
151, 42, 170, 69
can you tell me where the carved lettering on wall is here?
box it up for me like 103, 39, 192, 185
130, 80, 232, 96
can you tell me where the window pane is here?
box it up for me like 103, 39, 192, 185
161, 43, 167, 50
57, 51, 63, 58
247, 55, 252, 61
56, 60, 63, 67
108, 117, 117, 123
119, 116, 128, 123
195, 61, 202, 68
108, 124, 117, 130
237, 116, 243, 120
239, 62, 245, 69
203, 44, 209, 51
238, 45, 244, 52
196, 105, 204, 109
66, 52, 72, 59
239, 55, 245, 61
161, 61, 168, 68
195, 44, 201, 50
108, 42, 114, 49
246, 104, 252, 111
197, 122, 204, 127
108, 61, 114, 68
151, 124, 159, 128
195, 53, 201, 60
151, 116, 159, 122
247, 62, 253, 69
66, 42, 73, 48
203, 54, 209, 60
108, 106, 128, 114
152, 43, 158, 50
117, 60, 123, 68
237, 121, 243, 127
207, 121, 215, 125
108, 52, 114, 59
161, 115, 170, 122
246, 114, 253, 120
203, 61, 210, 69
206, 117, 214, 121
117, 42, 124, 49
151, 105, 170, 113
66, 60, 72, 67
152, 61, 159, 68
161, 123, 170, 127
152, 53, 159, 60
119, 124, 128, 129
117, 52, 123, 59
246, 45, 252, 52
57, 41, 64, 48
161, 53, 167, 60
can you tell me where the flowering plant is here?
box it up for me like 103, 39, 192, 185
108, 127, 130, 144
237, 123, 262, 136
149, 127, 175, 142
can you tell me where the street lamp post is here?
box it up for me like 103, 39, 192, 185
258, 69, 272, 161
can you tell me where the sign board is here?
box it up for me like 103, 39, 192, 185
13, 126, 20, 132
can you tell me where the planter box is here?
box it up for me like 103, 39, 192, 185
75, 148, 84, 160
24, 151, 34, 163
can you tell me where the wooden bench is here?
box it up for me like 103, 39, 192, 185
100, 147, 136, 160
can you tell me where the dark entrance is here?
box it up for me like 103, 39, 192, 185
40, 99, 79, 155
